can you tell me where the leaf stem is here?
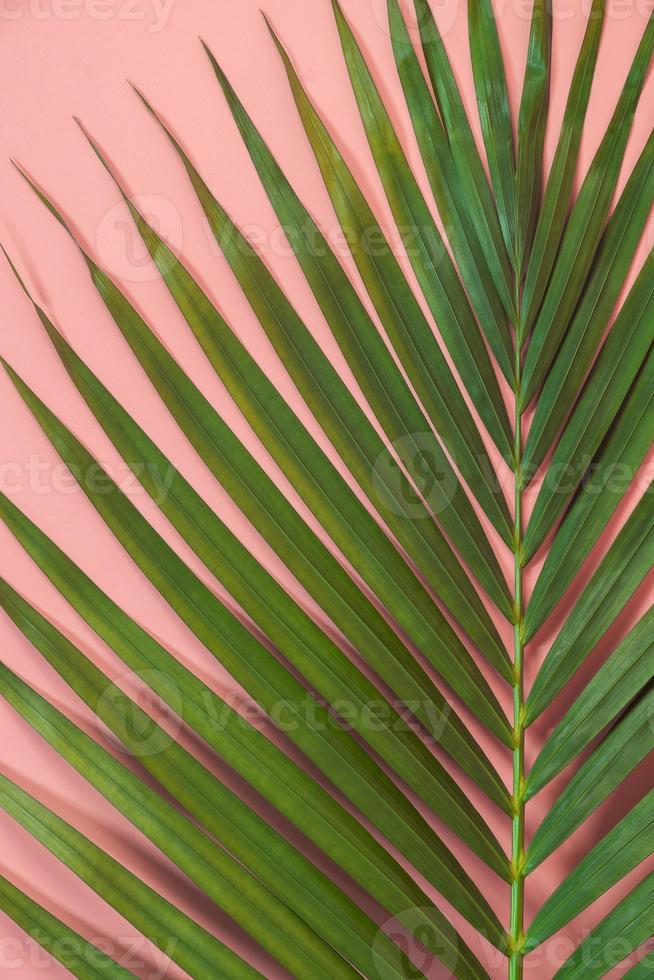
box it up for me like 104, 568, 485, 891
510, 340, 526, 979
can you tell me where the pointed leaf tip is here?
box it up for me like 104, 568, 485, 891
0, 356, 20, 385
260, 10, 274, 31
10, 159, 40, 198
73, 116, 102, 158
262, 15, 285, 54
200, 38, 221, 72
128, 81, 157, 120
0, 245, 32, 301
10, 157, 26, 178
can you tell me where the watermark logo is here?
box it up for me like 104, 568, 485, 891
96, 668, 183, 757
0, 454, 176, 504
0, 932, 177, 976
0, 0, 175, 32
196, 689, 453, 746
371, 0, 459, 42
373, 433, 459, 518
373, 907, 458, 978
372, 0, 652, 37
95, 193, 182, 283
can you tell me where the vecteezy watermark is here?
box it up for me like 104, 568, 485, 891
95, 194, 183, 283
371, 0, 459, 41
0, 0, 175, 32
372, 433, 459, 519
0, 454, 176, 503
0, 931, 177, 976
371, 437, 654, 519
181, 688, 453, 746
95, 668, 183, 757
204, 212, 455, 266
371, 0, 652, 39
373, 907, 458, 978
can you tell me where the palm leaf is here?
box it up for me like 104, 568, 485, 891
524, 350, 654, 640
34, 124, 516, 700
0, 660, 361, 980
8, 199, 514, 773
1, 0, 652, 976
0, 876, 136, 979
523, 256, 654, 564
111, 78, 516, 626
133, 90, 515, 624
522, 129, 654, 479
61, 142, 516, 712
148, 76, 507, 599
3, 201, 514, 766
330, 0, 516, 396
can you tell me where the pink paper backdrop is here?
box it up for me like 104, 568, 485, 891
0, 0, 652, 977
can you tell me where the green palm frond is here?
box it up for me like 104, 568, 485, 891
1, 1, 652, 977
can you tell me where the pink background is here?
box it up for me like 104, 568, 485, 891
0, 0, 652, 976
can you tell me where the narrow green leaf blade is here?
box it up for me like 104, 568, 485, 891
523, 255, 654, 564
523, 130, 654, 478
515, 0, 552, 277
0, 493, 496, 972
526, 791, 654, 950
524, 346, 654, 641
467, 0, 517, 264
520, 0, 606, 338
525, 688, 654, 871
554, 874, 654, 979
521, 14, 654, 403
0, 875, 136, 979
526, 608, 654, 798
525, 484, 654, 724
0, 775, 262, 980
